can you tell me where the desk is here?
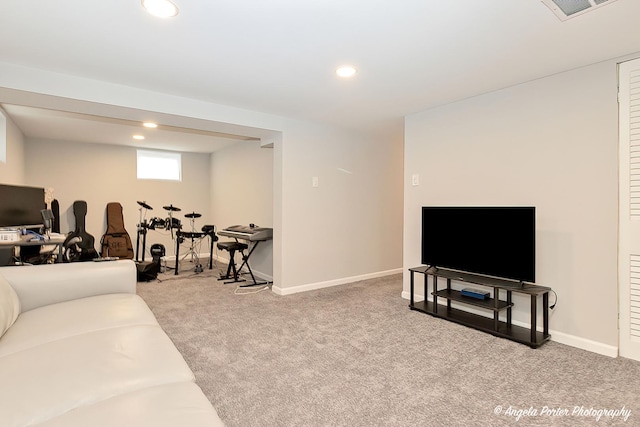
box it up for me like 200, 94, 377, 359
0, 234, 66, 264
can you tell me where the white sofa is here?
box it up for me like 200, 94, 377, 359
0, 260, 224, 427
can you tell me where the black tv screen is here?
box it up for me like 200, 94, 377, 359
0, 184, 46, 228
421, 206, 535, 283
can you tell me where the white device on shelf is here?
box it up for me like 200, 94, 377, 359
0, 228, 20, 242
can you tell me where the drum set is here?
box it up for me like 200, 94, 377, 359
140, 203, 182, 234
135, 201, 216, 274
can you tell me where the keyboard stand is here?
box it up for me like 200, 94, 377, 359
235, 241, 269, 287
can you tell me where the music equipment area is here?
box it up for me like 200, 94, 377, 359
135, 201, 217, 275
217, 224, 273, 287
0, 184, 274, 286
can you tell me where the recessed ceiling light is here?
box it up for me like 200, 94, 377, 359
133, 134, 145, 140
143, 122, 158, 128
142, 0, 179, 18
336, 65, 358, 78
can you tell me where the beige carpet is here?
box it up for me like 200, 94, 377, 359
137, 268, 640, 426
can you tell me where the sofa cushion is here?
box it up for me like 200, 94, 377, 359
0, 325, 196, 427
37, 382, 224, 427
0, 293, 157, 357
0, 273, 20, 338
0, 260, 136, 312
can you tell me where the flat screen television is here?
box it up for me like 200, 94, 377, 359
0, 184, 46, 228
421, 206, 535, 283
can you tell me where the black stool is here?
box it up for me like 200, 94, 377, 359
217, 241, 248, 283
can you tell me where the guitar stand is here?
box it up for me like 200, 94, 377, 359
217, 240, 268, 287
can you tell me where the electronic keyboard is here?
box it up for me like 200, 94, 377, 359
218, 225, 273, 241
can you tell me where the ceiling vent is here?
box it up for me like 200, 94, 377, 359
541, 0, 619, 21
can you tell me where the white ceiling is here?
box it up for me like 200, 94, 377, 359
1, 0, 640, 147
1, 104, 257, 153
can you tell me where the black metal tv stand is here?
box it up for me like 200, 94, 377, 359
408, 266, 551, 348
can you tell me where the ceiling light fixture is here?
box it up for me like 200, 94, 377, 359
143, 122, 158, 128
133, 134, 145, 140
142, 0, 179, 18
336, 65, 358, 78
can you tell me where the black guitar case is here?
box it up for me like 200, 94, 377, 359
63, 200, 99, 262
100, 202, 134, 259
51, 199, 60, 233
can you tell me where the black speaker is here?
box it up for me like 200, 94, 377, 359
0, 247, 13, 266
136, 261, 158, 282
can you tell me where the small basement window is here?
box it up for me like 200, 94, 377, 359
137, 149, 181, 181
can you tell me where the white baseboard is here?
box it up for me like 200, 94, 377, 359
162, 252, 211, 263
272, 268, 403, 296
401, 293, 619, 358
401, 290, 417, 300
548, 330, 618, 358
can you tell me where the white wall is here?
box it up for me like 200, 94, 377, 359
24, 139, 211, 267
404, 59, 621, 354
210, 140, 273, 279
277, 119, 404, 293
0, 109, 25, 185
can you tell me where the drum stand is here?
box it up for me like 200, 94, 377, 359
135, 201, 152, 262
178, 213, 203, 273
162, 204, 181, 240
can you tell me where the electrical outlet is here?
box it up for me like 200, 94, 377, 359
412, 174, 420, 186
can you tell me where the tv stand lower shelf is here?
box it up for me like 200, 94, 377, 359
409, 266, 551, 348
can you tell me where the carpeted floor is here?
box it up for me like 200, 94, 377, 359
137, 267, 640, 426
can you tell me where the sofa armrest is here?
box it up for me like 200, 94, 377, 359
0, 260, 137, 313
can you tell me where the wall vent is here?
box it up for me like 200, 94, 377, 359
541, 0, 619, 21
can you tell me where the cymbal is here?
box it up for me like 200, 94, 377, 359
137, 201, 153, 210
163, 205, 181, 212
185, 212, 201, 218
